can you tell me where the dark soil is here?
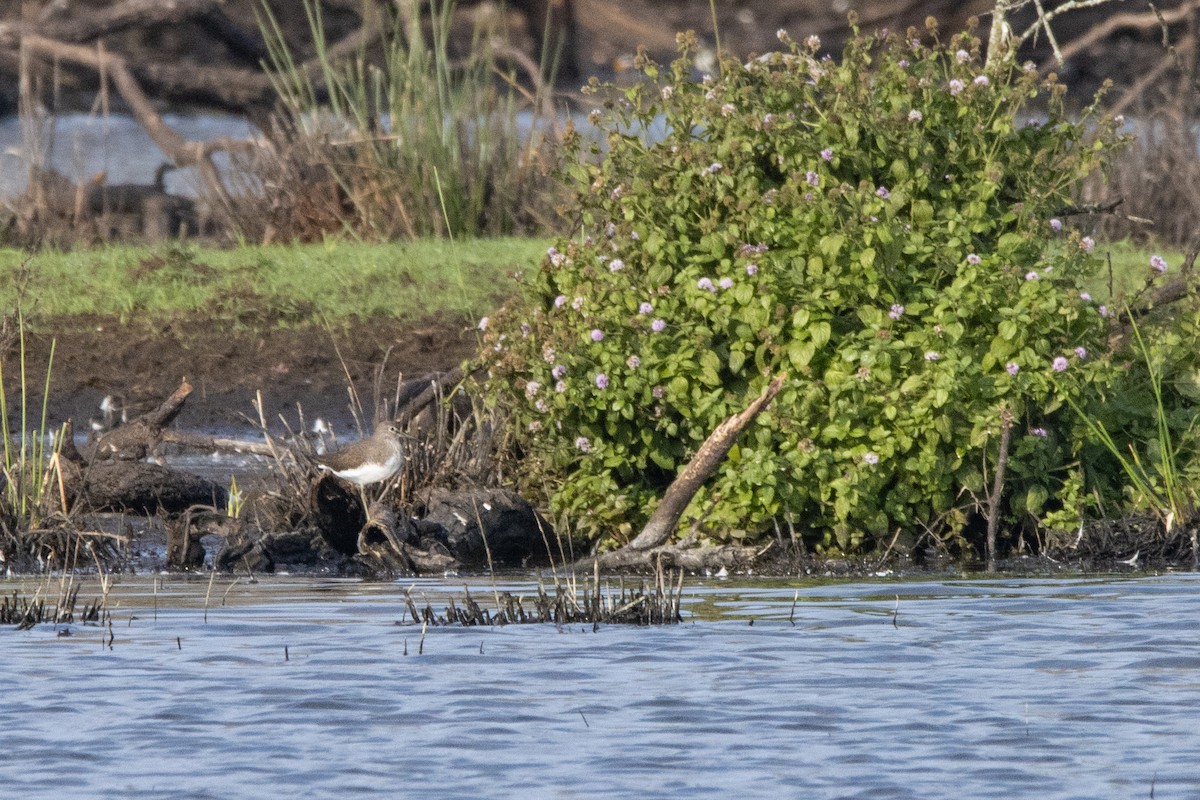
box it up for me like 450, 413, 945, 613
8, 314, 479, 435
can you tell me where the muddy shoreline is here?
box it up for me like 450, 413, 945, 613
6, 313, 1192, 578
9, 313, 480, 435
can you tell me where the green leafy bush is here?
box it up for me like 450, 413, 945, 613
482, 19, 1132, 550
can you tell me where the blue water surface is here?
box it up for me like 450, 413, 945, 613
1, 573, 1197, 799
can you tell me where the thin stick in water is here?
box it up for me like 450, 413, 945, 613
203, 567, 217, 624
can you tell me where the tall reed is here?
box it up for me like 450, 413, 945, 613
249, 0, 560, 241
0, 310, 59, 540
1061, 313, 1198, 557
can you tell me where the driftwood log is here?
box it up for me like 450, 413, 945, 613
70, 461, 226, 516
55, 378, 229, 520
87, 378, 192, 461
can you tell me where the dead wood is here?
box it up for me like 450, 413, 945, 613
628, 375, 786, 552
27, 0, 221, 44
18, 34, 251, 216
587, 374, 787, 572
159, 430, 275, 457
309, 473, 364, 555
1049, 1, 1200, 68
396, 367, 465, 427
357, 502, 418, 573
88, 378, 192, 461
70, 461, 226, 514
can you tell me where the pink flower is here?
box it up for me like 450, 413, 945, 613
1151, 255, 1168, 274
907, 109, 923, 122
590, 329, 605, 342
973, 74, 989, 87
609, 259, 625, 272
1079, 292, 1092, 302
626, 355, 641, 369
1006, 362, 1020, 375
477, 316, 489, 331
595, 373, 609, 389
638, 301, 654, 314
966, 253, 981, 265
555, 380, 567, 393
524, 381, 541, 397
924, 351, 940, 361
863, 452, 879, 465
746, 263, 758, 276
955, 49, 970, 64
820, 148, 834, 161
551, 364, 566, 379
651, 319, 666, 332
575, 436, 591, 452
876, 186, 891, 199
698, 277, 717, 292
1080, 236, 1095, 253
719, 277, 734, 290
949, 79, 965, 96
889, 304, 904, 320
1052, 356, 1068, 372
1074, 347, 1087, 360
806, 171, 820, 187
1050, 218, 1062, 232
1031, 427, 1048, 438
652, 385, 665, 399
554, 294, 567, 308
1025, 271, 1039, 282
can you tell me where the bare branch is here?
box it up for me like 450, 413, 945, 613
1045, 1, 1200, 67
1015, 0, 1124, 53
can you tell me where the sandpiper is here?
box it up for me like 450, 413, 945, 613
317, 421, 405, 486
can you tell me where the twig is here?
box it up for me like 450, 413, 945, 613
986, 409, 1014, 573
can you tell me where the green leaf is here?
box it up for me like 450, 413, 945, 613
819, 233, 845, 260
811, 321, 831, 349
700, 350, 722, 386
729, 349, 746, 374
788, 340, 815, 368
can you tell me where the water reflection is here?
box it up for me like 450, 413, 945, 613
1, 573, 1197, 798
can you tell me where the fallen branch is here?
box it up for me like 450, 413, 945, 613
588, 374, 787, 571
160, 430, 275, 457
19, 34, 251, 215
88, 378, 193, 461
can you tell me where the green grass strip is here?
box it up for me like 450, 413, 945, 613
0, 238, 548, 327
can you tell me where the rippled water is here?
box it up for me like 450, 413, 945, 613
3, 573, 1199, 798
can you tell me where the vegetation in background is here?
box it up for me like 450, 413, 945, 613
243, 0, 562, 241
0, 239, 546, 326
480, 19, 1200, 555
